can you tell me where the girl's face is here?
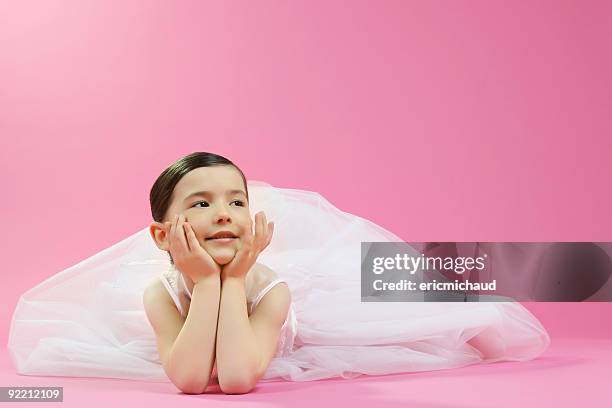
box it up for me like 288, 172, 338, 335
164, 165, 251, 265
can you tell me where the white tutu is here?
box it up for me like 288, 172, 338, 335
8, 180, 551, 383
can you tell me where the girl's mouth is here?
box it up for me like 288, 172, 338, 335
205, 237, 237, 244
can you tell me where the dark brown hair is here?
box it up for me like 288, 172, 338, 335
149, 152, 249, 264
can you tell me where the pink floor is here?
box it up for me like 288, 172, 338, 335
2, 337, 610, 407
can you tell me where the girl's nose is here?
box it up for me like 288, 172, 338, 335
215, 210, 231, 223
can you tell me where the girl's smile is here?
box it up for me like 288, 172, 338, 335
206, 237, 237, 244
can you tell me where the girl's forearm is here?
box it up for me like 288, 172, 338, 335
167, 275, 220, 392
216, 276, 261, 383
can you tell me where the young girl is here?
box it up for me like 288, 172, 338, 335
8, 151, 550, 394
144, 153, 292, 394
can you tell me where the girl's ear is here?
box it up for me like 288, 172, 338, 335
149, 221, 170, 251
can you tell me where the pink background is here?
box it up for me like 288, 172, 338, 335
1, 0, 611, 354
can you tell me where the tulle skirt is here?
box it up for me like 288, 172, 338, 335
8, 180, 551, 383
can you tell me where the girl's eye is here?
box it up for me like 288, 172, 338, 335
192, 200, 245, 208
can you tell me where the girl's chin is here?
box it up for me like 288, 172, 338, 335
206, 245, 237, 265
211, 253, 236, 265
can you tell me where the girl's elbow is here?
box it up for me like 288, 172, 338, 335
172, 373, 211, 395
218, 373, 257, 395
175, 379, 209, 395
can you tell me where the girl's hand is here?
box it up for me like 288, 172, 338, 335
166, 213, 221, 283
221, 211, 274, 280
